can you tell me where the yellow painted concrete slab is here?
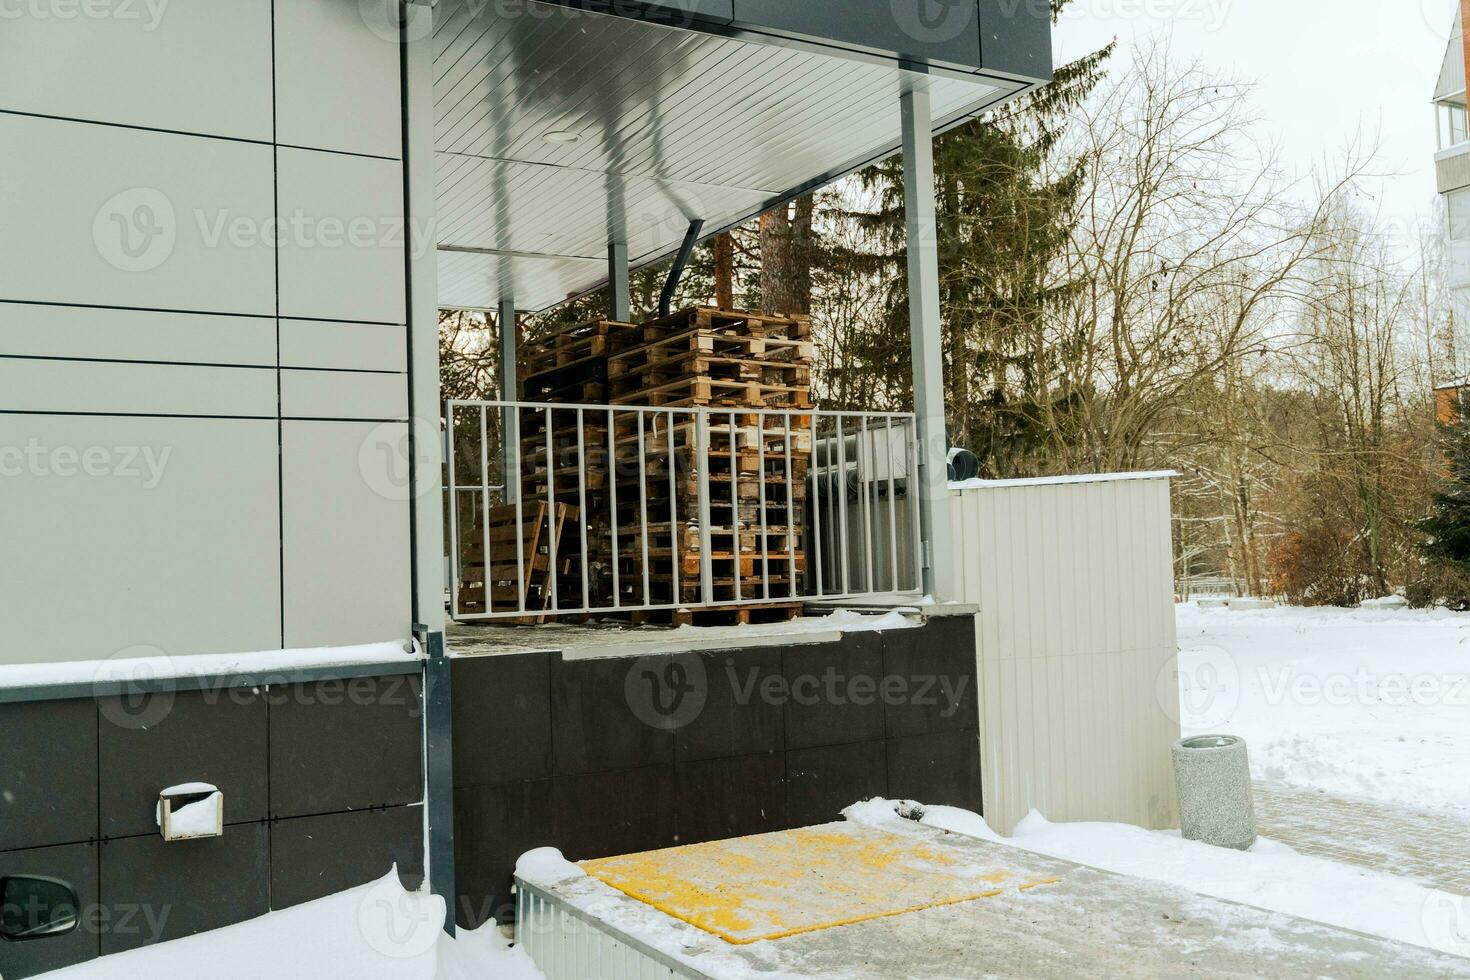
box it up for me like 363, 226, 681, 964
580, 823, 1058, 945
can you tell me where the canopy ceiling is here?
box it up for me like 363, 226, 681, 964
432, 0, 1034, 312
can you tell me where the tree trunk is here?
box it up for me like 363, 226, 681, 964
759, 199, 813, 315
714, 232, 735, 310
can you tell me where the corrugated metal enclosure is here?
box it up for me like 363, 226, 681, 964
948, 473, 1180, 835
517, 884, 691, 979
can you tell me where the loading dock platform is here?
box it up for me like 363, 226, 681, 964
514, 814, 1470, 979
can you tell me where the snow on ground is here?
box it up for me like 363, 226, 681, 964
846, 800, 1470, 960
41, 870, 540, 980
1176, 602, 1470, 811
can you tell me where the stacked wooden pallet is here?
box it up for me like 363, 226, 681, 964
496, 308, 814, 625
454, 501, 576, 623
607, 307, 813, 408
603, 308, 814, 624
514, 319, 638, 610
519, 318, 638, 403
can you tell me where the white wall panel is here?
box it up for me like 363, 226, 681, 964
950, 475, 1179, 834
281, 421, 411, 648
0, 304, 275, 367
279, 319, 406, 373
0, 416, 281, 665
0, 359, 276, 417
280, 369, 409, 420
0, 0, 273, 140
0, 115, 275, 315
274, 0, 402, 158
276, 148, 406, 324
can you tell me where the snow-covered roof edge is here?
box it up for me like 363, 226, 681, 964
0, 639, 420, 703
950, 470, 1179, 491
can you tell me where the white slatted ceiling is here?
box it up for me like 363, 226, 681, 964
430, 0, 1009, 310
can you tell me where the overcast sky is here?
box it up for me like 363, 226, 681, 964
1053, 0, 1454, 249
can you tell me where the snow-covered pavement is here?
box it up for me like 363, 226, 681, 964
1254, 781, 1470, 895
1176, 603, 1470, 812
40, 870, 539, 980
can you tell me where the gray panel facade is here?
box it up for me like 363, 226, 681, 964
0, 0, 415, 669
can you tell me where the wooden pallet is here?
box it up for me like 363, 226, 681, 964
611, 376, 811, 408
609, 358, 810, 402
612, 307, 811, 346
610, 418, 814, 455
519, 319, 637, 376
609, 328, 814, 372
455, 500, 577, 622
672, 602, 804, 627
604, 601, 804, 627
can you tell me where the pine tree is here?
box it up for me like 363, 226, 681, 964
1417, 400, 1470, 607
833, 0, 1112, 476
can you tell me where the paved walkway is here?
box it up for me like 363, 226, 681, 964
1255, 781, 1470, 895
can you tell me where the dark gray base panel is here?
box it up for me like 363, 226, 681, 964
451, 615, 981, 927
0, 675, 426, 979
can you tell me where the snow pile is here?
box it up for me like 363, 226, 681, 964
514, 847, 584, 885
155, 782, 221, 838
848, 800, 1470, 959
949, 470, 1176, 491
42, 869, 541, 980
669, 608, 918, 638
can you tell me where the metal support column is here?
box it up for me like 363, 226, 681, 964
417, 625, 455, 936
608, 240, 631, 322
901, 82, 953, 599
498, 295, 519, 502
403, 0, 443, 631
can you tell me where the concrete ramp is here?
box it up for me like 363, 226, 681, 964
516, 818, 1470, 979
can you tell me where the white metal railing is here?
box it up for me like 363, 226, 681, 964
445, 399, 923, 621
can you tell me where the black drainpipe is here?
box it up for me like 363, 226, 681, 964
659, 219, 705, 317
